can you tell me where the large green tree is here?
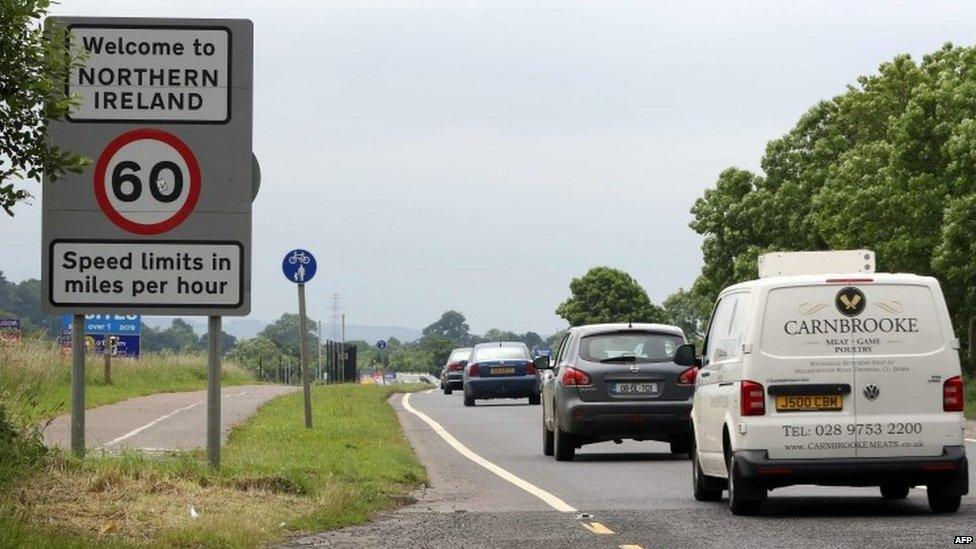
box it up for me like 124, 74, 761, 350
421, 310, 472, 345
556, 266, 666, 327
684, 43, 976, 361
1, 1, 89, 214
257, 313, 320, 357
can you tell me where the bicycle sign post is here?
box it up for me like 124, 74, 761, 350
282, 249, 316, 429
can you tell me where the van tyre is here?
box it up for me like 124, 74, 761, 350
728, 454, 765, 515
692, 443, 723, 502
542, 418, 554, 456
880, 484, 909, 500
463, 394, 475, 407
927, 488, 961, 513
554, 417, 576, 461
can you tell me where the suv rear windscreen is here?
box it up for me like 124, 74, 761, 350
579, 332, 683, 363
448, 349, 470, 362
760, 283, 945, 357
474, 346, 529, 361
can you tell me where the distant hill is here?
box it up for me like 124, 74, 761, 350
142, 317, 421, 343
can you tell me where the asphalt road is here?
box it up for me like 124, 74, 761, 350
43, 384, 296, 451
291, 388, 976, 549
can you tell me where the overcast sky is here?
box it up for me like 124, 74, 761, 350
4, 1, 976, 335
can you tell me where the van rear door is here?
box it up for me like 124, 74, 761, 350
758, 284, 857, 459
847, 280, 957, 458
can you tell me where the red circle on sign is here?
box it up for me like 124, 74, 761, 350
93, 128, 201, 235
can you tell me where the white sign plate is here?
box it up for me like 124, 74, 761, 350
67, 25, 230, 122
50, 241, 243, 308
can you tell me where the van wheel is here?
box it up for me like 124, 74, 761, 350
727, 454, 765, 515
880, 484, 909, 500
542, 417, 554, 456
529, 393, 541, 405
554, 417, 575, 461
463, 394, 475, 407
927, 490, 961, 513
692, 443, 723, 502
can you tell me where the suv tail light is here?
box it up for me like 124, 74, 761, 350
677, 367, 698, 386
740, 380, 765, 416
526, 362, 538, 375
448, 362, 461, 371
561, 367, 592, 386
467, 363, 479, 377
943, 375, 964, 412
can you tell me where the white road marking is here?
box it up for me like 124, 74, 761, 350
966, 438, 975, 444
402, 392, 577, 513
103, 400, 202, 447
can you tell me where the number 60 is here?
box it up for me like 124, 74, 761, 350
111, 160, 184, 203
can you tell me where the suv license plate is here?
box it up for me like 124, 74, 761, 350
775, 394, 842, 412
611, 382, 658, 395
491, 367, 515, 375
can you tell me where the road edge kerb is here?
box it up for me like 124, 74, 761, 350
400, 392, 577, 513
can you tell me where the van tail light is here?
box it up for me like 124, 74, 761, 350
525, 362, 538, 375
943, 375, 964, 412
740, 380, 765, 416
826, 278, 874, 284
467, 363, 479, 378
561, 367, 592, 386
677, 367, 698, 386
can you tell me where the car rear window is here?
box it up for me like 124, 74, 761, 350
474, 346, 529, 361
449, 349, 470, 362
578, 332, 683, 363
760, 283, 946, 357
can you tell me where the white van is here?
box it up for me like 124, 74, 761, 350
679, 251, 968, 515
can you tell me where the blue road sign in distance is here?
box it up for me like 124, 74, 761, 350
61, 314, 141, 335
376, 340, 387, 349
282, 249, 316, 283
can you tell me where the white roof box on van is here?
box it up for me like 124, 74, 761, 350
757, 250, 875, 278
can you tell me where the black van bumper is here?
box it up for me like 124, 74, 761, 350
735, 446, 969, 493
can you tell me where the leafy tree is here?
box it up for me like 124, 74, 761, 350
684, 43, 976, 360
1, 1, 89, 215
419, 335, 455, 368
229, 336, 282, 371
422, 310, 472, 345
556, 267, 666, 327
258, 313, 319, 357
662, 288, 711, 344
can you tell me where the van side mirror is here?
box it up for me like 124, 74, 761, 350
532, 355, 552, 370
673, 344, 699, 367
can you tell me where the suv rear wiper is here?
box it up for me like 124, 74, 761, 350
599, 355, 639, 363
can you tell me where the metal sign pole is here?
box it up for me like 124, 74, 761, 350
70, 314, 86, 457
207, 316, 222, 468
298, 283, 313, 428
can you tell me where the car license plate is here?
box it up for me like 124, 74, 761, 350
611, 382, 657, 395
775, 394, 842, 412
491, 367, 515, 375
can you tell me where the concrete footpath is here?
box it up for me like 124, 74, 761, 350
43, 384, 296, 452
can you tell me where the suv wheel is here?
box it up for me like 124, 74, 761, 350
463, 394, 475, 407
528, 393, 541, 405
727, 454, 765, 515
669, 436, 691, 457
443, 387, 452, 395
542, 416, 554, 456
553, 417, 575, 461
880, 484, 909, 500
692, 441, 723, 502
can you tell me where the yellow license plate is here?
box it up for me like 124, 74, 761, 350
775, 394, 842, 412
491, 367, 516, 375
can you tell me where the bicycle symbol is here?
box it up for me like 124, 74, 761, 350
288, 250, 311, 265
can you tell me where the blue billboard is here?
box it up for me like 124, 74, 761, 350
60, 315, 141, 357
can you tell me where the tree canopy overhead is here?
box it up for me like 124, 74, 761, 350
686, 43, 976, 350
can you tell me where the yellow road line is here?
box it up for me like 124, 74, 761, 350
581, 521, 614, 534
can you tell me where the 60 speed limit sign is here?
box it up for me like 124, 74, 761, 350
93, 128, 202, 235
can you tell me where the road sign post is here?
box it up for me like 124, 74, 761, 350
283, 249, 317, 429
43, 18, 254, 468
207, 316, 221, 468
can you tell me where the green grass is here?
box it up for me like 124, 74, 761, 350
2, 383, 429, 548
0, 338, 255, 423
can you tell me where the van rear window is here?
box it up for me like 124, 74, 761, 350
759, 284, 945, 357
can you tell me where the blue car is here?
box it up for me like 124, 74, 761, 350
462, 342, 541, 407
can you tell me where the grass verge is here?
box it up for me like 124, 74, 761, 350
0, 339, 254, 424
2, 383, 429, 548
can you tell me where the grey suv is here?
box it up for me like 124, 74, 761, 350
537, 323, 696, 461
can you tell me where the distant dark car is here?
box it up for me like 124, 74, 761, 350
538, 323, 695, 461
462, 342, 540, 406
440, 347, 472, 394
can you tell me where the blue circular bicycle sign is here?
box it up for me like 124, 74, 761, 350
376, 340, 388, 349
282, 249, 316, 283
